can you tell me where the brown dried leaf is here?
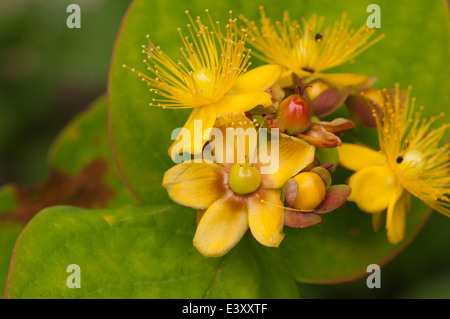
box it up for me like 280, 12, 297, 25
0, 159, 115, 224
296, 127, 341, 148
295, 118, 355, 148
312, 118, 356, 134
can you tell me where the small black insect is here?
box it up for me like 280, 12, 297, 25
396, 156, 404, 164
302, 67, 315, 73
315, 33, 323, 41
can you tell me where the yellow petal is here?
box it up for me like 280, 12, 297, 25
212, 112, 257, 164
247, 189, 284, 247
386, 186, 410, 244
193, 194, 248, 257
348, 164, 397, 213
168, 104, 217, 158
162, 162, 226, 209
215, 91, 273, 116
338, 143, 386, 172
231, 64, 283, 94
277, 69, 294, 88
317, 73, 371, 89
259, 137, 315, 189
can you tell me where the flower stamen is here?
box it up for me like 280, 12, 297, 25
127, 10, 252, 109
372, 84, 450, 216
240, 6, 385, 75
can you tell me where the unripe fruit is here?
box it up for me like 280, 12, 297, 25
229, 163, 261, 195
291, 172, 326, 210
276, 94, 312, 135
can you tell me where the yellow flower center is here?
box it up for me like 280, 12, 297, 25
191, 68, 216, 100
229, 163, 261, 195
292, 172, 326, 210
397, 149, 426, 178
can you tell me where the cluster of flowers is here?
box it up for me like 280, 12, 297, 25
126, 7, 450, 257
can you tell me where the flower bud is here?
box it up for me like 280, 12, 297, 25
304, 80, 352, 118
305, 79, 330, 100
286, 172, 327, 211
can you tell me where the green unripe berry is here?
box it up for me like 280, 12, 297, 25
229, 163, 261, 195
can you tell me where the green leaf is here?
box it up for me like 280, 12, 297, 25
48, 96, 136, 207
5, 205, 299, 298
108, 0, 448, 285
0, 221, 22, 293
280, 197, 430, 283
0, 185, 21, 293
0, 96, 136, 295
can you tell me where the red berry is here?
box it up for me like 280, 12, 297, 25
276, 94, 312, 135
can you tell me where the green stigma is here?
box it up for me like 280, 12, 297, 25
229, 163, 261, 195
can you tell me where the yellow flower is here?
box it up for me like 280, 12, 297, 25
126, 10, 282, 158
338, 84, 450, 244
240, 7, 384, 88
162, 113, 315, 257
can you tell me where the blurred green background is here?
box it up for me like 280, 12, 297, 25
0, 0, 130, 184
0, 0, 448, 298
